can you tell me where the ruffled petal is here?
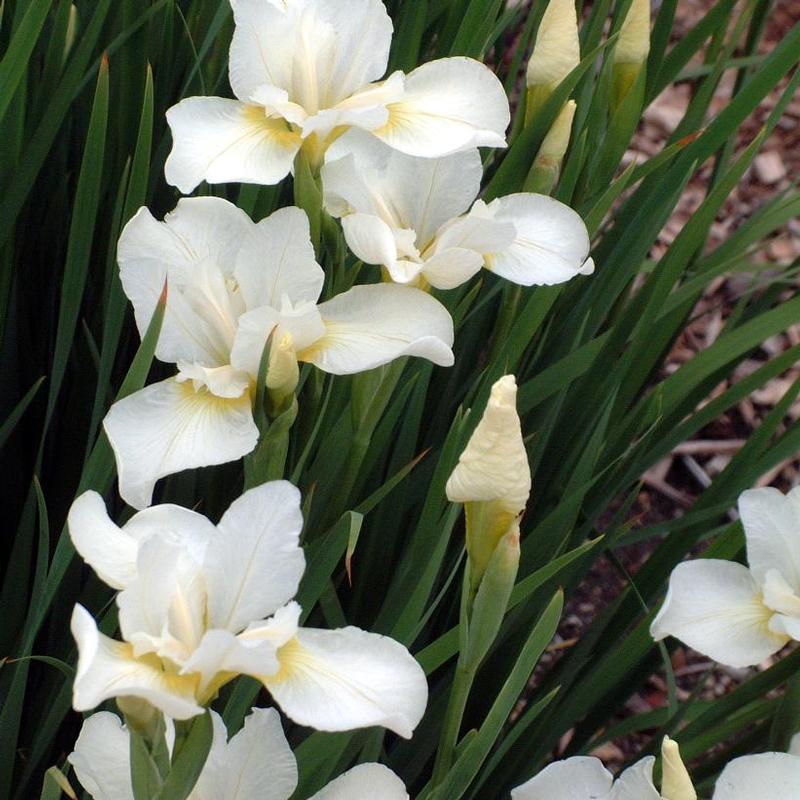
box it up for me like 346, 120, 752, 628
118, 199, 252, 366
103, 378, 258, 510
511, 757, 614, 799
303, 284, 454, 374
234, 206, 324, 311
165, 97, 301, 193
650, 560, 788, 668
71, 605, 203, 720
310, 764, 408, 800
373, 57, 510, 157
205, 481, 305, 632
68, 712, 134, 800
263, 626, 428, 738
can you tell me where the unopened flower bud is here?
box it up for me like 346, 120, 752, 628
615, 0, 650, 67
447, 375, 531, 589
527, 0, 581, 91
267, 334, 300, 409
661, 737, 696, 800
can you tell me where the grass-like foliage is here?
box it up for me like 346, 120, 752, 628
1, 0, 799, 797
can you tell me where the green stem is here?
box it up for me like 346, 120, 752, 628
431, 661, 477, 787
487, 284, 523, 367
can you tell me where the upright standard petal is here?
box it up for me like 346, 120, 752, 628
263, 626, 428, 738
739, 487, 800, 592
304, 284, 454, 374
205, 482, 306, 632
68, 713, 134, 800
712, 753, 800, 800
165, 97, 302, 193
194, 708, 299, 800
118, 199, 252, 365
104, 378, 258, 510
650, 559, 788, 668
71, 605, 203, 720
481, 194, 594, 286
340, 213, 402, 267
311, 764, 409, 800
323, 130, 483, 246
373, 58, 510, 157
510, 757, 614, 800
234, 207, 324, 311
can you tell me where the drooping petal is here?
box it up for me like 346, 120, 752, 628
234, 207, 324, 311
304, 284, 454, 374
323, 129, 482, 245
165, 97, 302, 193
712, 753, 800, 800
480, 194, 594, 286
195, 708, 299, 800
650, 560, 788, 668
608, 757, 661, 800
104, 378, 259, 510
68, 713, 134, 800
510, 757, 614, 800
310, 764, 409, 800
433, 207, 517, 256
205, 481, 305, 632
739, 487, 800, 593
373, 57, 510, 157
118, 200, 252, 365
68, 491, 139, 590
421, 248, 484, 290
71, 605, 203, 720
263, 626, 428, 738
340, 213, 401, 266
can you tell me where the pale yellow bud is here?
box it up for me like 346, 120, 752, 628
527, 0, 581, 90
538, 100, 577, 164
661, 737, 697, 800
446, 375, 531, 515
615, 0, 651, 66
266, 334, 300, 404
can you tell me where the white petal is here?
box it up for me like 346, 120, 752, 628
712, 753, 800, 800
202, 708, 297, 800
234, 206, 324, 311
650, 560, 787, 668
104, 377, 258, 510
68, 491, 139, 590
608, 758, 661, 800
205, 481, 306, 632
421, 248, 484, 290
68, 713, 134, 800
231, 0, 393, 109
510, 757, 614, 800
304, 284, 454, 374
311, 764, 408, 800
739, 487, 800, 592
71, 605, 203, 720
118, 200, 252, 365
165, 97, 301, 193
122, 504, 216, 563
434, 205, 517, 255
481, 194, 593, 286
341, 213, 400, 266
323, 129, 482, 245
230, 304, 326, 378
791, 732, 800, 756
373, 57, 510, 157
263, 626, 428, 738
177, 364, 252, 399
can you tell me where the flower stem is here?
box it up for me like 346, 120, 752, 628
431, 661, 477, 787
